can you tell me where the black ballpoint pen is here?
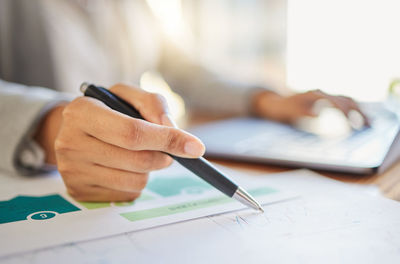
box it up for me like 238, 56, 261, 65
80, 82, 264, 212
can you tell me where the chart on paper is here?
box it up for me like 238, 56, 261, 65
0, 162, 296, 257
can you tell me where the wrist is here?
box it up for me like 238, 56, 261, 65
251, 90, 284, 118
34, 104, 66, 165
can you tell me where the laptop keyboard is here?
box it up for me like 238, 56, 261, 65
234, 108, 398, 163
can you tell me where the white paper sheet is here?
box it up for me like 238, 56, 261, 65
0, 162, 295, 257
1, 169, 400, 264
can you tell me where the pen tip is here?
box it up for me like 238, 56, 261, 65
259, 207, 264, 213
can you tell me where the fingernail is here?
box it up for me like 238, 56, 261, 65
161, 113, 178, 127
184, 141, 205, 157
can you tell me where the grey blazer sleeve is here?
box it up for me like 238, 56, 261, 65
0, 79, 72, 175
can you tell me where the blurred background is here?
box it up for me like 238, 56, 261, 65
146, 0, 400, 101
146, 0, 286, 93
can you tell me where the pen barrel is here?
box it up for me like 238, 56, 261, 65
173, 156, 238, 197
84, 84, 143, 119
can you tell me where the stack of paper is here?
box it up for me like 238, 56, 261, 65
1, 163, 400, 264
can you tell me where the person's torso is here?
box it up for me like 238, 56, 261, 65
0, 0, 162, 94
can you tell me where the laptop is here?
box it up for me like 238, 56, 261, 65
189, 103, 400, 174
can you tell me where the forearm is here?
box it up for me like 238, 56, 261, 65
158, 41, 274, 116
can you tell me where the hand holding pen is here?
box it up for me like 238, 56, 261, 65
51, 83, 206, 202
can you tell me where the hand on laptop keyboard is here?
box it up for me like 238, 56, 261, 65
251, 89, 370, 128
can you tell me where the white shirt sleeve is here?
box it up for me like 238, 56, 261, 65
0, 79, 72, 175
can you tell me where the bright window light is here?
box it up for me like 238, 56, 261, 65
287, 0, 400, 101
